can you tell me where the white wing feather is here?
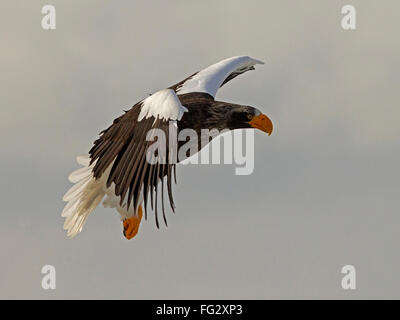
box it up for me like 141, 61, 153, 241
138, 89, 188, 122
176, 56, 264, 98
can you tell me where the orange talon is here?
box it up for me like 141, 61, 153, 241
123, 205, 143, 240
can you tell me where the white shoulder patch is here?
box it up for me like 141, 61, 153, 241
176, 56, 264, 98
138, 89, 188, 122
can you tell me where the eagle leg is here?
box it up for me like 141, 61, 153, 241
122, 205, 143, 240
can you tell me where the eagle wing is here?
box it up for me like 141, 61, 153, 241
173, 56, 264, 98
89, 89, 187, 227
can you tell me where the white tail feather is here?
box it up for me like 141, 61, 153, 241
62, 155, 105, 238
62, 155, 142, 238
68, 166, 92, 183
77, 155, 90, 166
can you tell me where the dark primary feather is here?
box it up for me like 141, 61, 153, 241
89, 103, 177, 227
221, 65, 255, 87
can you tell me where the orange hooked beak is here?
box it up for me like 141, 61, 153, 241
249, 113, 273, 135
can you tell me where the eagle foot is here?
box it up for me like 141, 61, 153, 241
123, 206, 143, 240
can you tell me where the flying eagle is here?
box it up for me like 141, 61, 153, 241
62, 56, 273, 239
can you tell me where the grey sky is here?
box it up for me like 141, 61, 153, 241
0, 0, 399, 298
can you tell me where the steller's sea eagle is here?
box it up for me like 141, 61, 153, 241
62, 56, 273, 240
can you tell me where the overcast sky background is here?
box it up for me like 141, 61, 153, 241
1, 0, 399, 299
